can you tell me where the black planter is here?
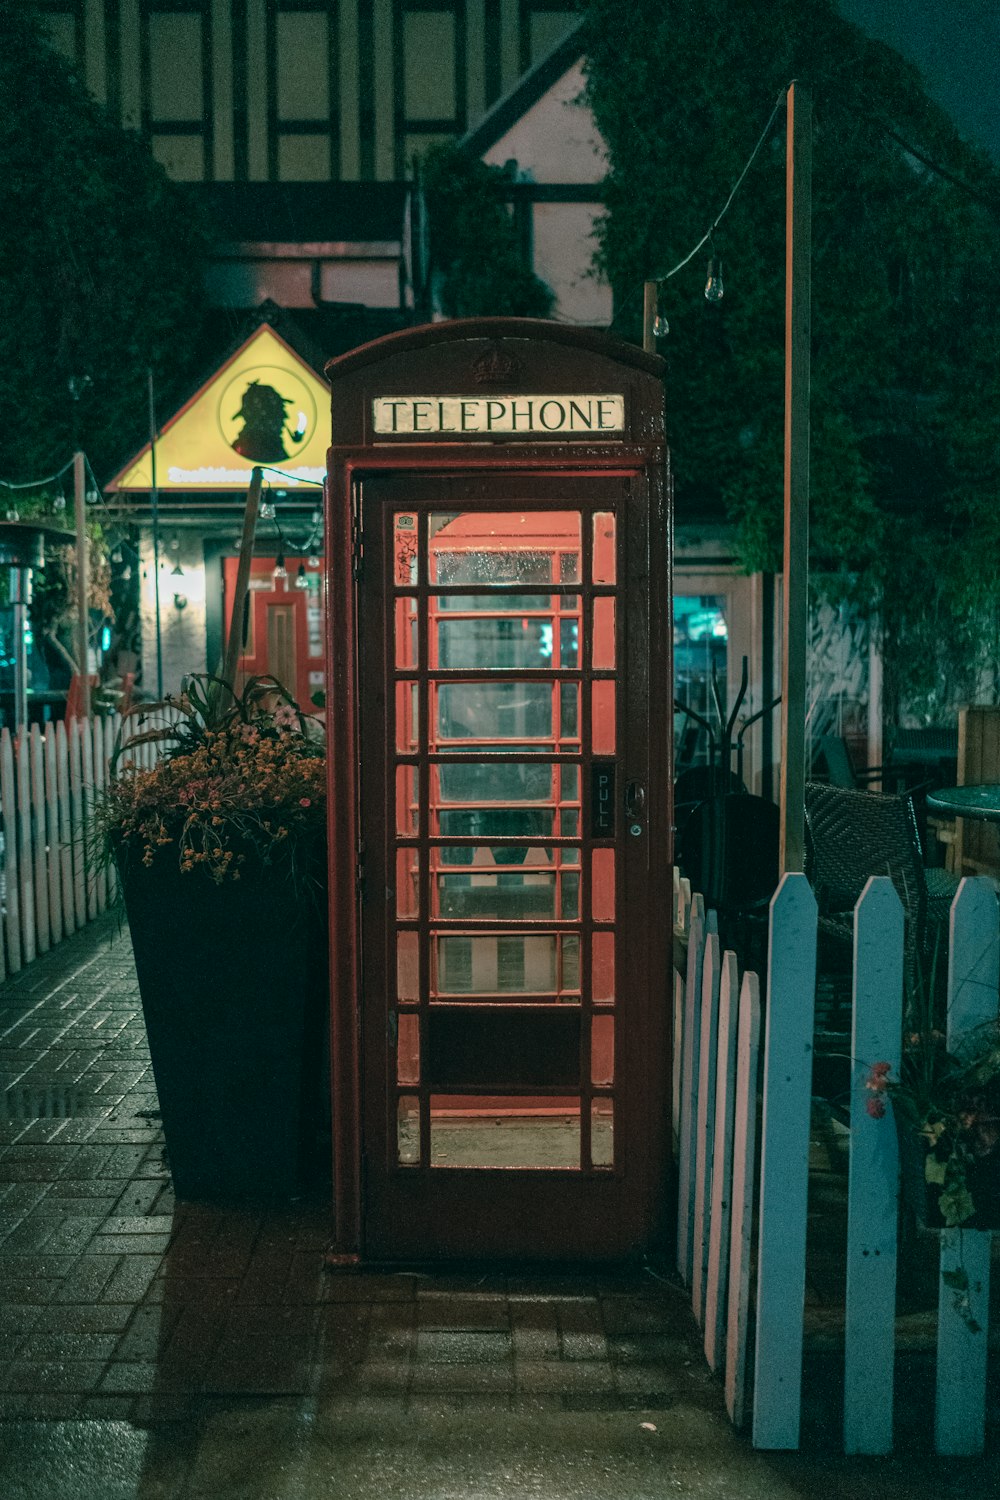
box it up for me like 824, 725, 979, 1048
117, 844, 329, 1203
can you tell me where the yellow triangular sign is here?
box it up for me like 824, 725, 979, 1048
108, 325, 329, 491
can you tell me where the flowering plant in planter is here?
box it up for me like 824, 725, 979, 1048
97, 674, 330, 1202
101, 673, 326, 885
866, 1020, 1000, 1230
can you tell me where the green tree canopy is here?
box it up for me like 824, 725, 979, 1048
0, 1, 207, 488
582, 0, 1000, 718
420, 143, 555, 318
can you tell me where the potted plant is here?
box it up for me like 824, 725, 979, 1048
99, 674, 329, 1203
865, 1022, 1000, 1232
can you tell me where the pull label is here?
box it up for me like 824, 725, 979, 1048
591, 762, 616, 837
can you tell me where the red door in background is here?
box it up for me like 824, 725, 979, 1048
222, 556, 325, 708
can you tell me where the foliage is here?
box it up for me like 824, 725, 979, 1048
100, 675, 326, 885
581, 0, 1000, 720
868, 1020, 1000, 1233
420, 142, 555, 318
0, 2, 207, 485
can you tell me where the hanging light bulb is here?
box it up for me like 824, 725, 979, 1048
294, 563, 309, 590
111, 548, 123, 564
260, 495, 276, 520
122, 566, 132, 582
653, 285, 669, 338
273, 552, 287, 581
5, 507, 19, 522
307, 554, 320, 569
704, 256, 724, 303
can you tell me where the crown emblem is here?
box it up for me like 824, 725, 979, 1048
472, 345, 523, 385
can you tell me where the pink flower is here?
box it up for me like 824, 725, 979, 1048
299, 797, 311, 807
273, 704, 299, 730
866, 1096, 887, 1120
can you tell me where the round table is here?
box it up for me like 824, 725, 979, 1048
926, 784, 1000, 823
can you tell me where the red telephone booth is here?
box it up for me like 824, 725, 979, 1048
326, 319, 671, 1262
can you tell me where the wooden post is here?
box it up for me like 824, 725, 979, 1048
73, 451, 91, 721
221, 467, 263, 695
778, 82, 812, 873
643, 281, 658, 355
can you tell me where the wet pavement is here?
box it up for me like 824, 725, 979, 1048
1, 918, 998, 1497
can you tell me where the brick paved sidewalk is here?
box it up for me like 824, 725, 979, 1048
1, 921, 997, 1500
0, 919, 705, 1427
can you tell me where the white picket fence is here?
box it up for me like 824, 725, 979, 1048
673, 866, 999, 1457
0, 711, 173, 981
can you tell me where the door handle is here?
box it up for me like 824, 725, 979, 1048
625, 780, 646, 818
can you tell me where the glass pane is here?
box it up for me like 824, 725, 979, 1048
560, 808, 579, 837
395, 596, 418, 667
396, 765, 419, 835
397, 1014, 420, 1085
591, 1098, 614, 1167
437, 592, 556, 613
396, 848, 419, 919
559, 613, 580, 669
397, 930, 419, 1002
430, 1097, 581, 1168
438, 806, 556, 838
592, 680, 615, 755
433, 932, 580, 997
593, 931, 614, 1003
561, 764, 580, 803
592, 597, 615, 670
397, 1095, 420, 1164
560, 682, 580, 740
673, 595, 729, 771
428, 512, 581, 584
592, 849, 615, 923
593, 512, 616, 584
436, 760, 554, 805
434, 681, 573, 745
591, 1015, 614, 1085
436, 614, 556, 669
393, 514, 418, 584
395, 681, 418, 752
433, 848, 581, 919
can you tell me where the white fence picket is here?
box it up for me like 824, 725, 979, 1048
672, 967, 684, 1139
103, 716, 119, 904
55, 722, 74, 935
692, 929, 721, 1325
16, 731, 35, 964
934, 878, 998, 1457
844, 877, 903, 1455
30, 726, 49, 955
44, 726, 62, 945
91, 718, 108, 914
0, 728, 20, 974
80, 720, 96, 920
69, 719, 86, 928
752, 873, 817, 1451
705, 948, 739, 1372
725, 969, 761, 1430
676, 904, 706, 1285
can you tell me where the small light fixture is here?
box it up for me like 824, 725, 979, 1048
294, 563, 309, 590
173, 593, 188, 612
704, 255, 724, 303
171, 561, 184, 579
653, 285, 669, 338
260, 495, 276, 520
273, 552, 287, 581
307, 554, 320, 569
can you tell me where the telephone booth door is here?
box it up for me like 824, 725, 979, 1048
326, 321, 671, 1262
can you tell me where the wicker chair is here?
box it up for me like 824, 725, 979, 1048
803, 781, 959, 997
